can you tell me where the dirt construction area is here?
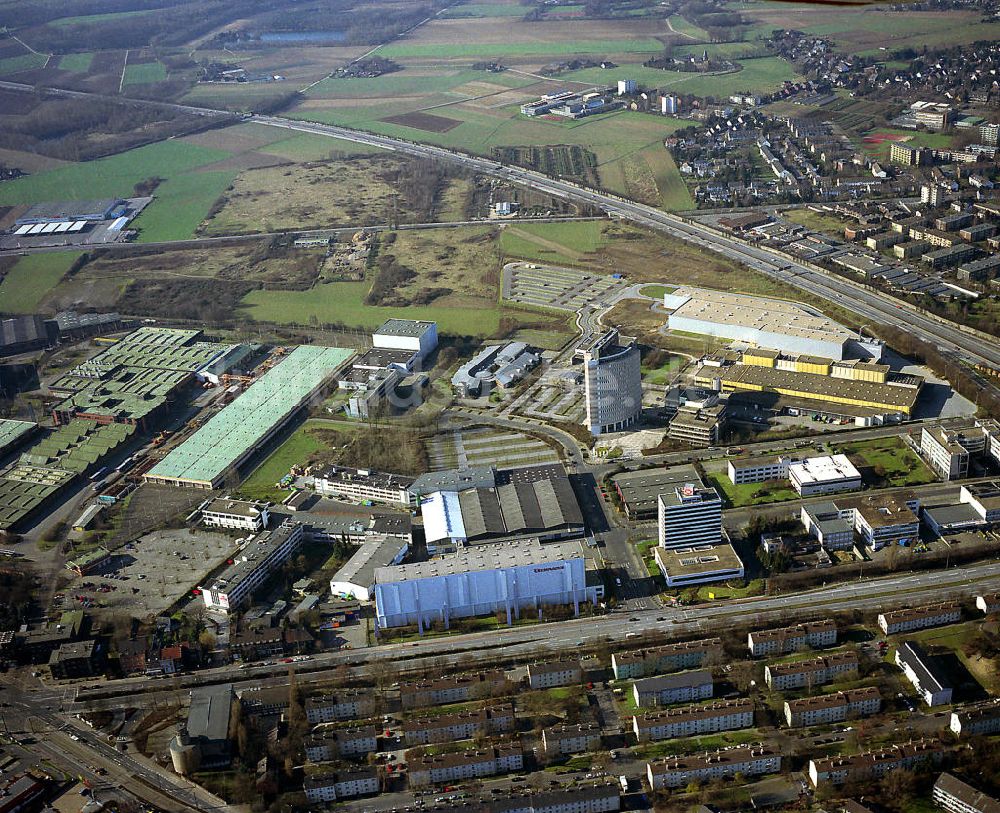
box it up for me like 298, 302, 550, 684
64, 528, 237, 619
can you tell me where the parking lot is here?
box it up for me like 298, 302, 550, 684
61, 528, 237, 618
502, 262, 626, 311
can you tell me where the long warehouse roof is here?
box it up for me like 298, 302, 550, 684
146, 345, 352, 486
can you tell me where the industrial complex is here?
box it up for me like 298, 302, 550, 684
145, 345, 353, 489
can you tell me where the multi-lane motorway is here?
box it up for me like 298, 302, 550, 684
249, 115, 1000, 378
0, 76, 995, 375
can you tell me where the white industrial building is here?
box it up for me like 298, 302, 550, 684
664, 287, 882, 361
919, 419, 1000, 480
788, 455, 862, 496
579, 329, 642, 436
727, 455, 795, 485
328, 534, 409, 601
372, 319, 437, 360
313, 466, 416, 507
372, 538, 602, 630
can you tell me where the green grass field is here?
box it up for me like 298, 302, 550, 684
560, 57, 800, 97
306, 68, 531, 99
57, 52, 94, 72
638, 284, 676, 299
240, 280, 543, 336
667, 14, 710, 40
0, 252, 82, 313
237, 420, 335, 501
705, 472, 799, 508
123, 61, 167, 86
0, 139, 235, 243
441, 3, 528, 17
51, 9, 154, 26
132, 171, 237, 242
0, 140, 229, 205
500, 220, 606, 265
241, 280, 511, 336
834, 437, 935, 487
292, 100, 690, 204
641, 354, 685, 385
377, 38, 664, 59
260, 133, 386, 161
0, 53, 48, 76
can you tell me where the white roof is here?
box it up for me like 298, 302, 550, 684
420, 491, 466, 543
13, 224, 30, 235
789, 454, 861, 485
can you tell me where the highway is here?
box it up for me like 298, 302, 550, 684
62, 556, 1000, 713
248, 115, 1000, 379
0, 77, 995, 375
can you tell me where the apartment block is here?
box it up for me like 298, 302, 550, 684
610, 638, 721, 680
647, 745, 781, 790
633, 698, 754, 742
407, 744, 524, 787
950, 700, 1000, 737
895, 641, 953, 707
783, 687, 882, 727
632, 669, 713, 707
747, 619, 837, 657
976, 593, 1000, 615
808, 739, 945, 787
877, 602, 962, 635
933, 773, 1000, 813
399, 671, 509, 709
527, 659, 583, 690
764, 652, 859, 691
304, 725, 379, 761
303, 767, 379, 803
306, 691, 378, 724
541, 722, 602, 755
490, 782, 622, 813
402, 704, 515, 746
